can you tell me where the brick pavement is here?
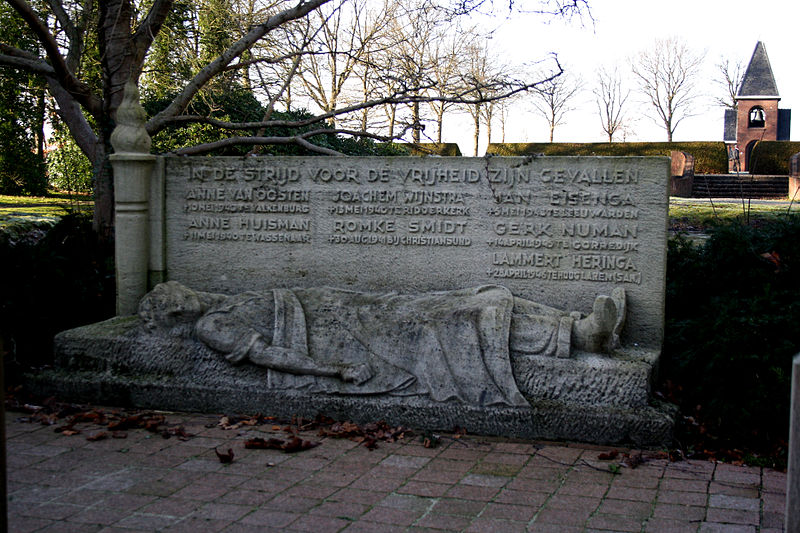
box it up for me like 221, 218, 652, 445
5, 410, 787, 532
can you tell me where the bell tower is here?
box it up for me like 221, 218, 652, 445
724, 42, 791, 172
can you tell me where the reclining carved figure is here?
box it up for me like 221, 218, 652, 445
139, 282, 625, 408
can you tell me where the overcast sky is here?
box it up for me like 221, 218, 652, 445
445, 0, 798, 154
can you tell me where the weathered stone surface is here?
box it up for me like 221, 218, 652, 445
36, 315, 674, 445
159, 156, 668, 349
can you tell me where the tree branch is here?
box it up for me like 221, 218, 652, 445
132, 0, 174, 68
173, 135, 345, 156
147, 0, 332, 135
6, 0, 102, 118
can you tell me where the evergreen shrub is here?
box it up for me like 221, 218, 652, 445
0, 213, 115, 376
664, 216, 800, 453
749, 141, 800, 175
489, 142, 729, 174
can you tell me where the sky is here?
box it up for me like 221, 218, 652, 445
444, 0, 799, 155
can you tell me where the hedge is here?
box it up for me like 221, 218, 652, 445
749, 141, 800, 175
488, 142, 730, 174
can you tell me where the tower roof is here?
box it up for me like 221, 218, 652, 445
737, 42, 779, 98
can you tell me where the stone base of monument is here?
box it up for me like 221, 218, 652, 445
28, 316, 676, 446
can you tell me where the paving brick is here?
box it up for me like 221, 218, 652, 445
191, 502, 252, 522
698, 522, 756, 533
138, 497, 203, 517
349, 474, 406, 492
713, 467, 761, 485
411, 467, 465, 484
704, 507, 759, 525
761, 511, 785, 529
239, 509, 301, 528
381, 454, 431, 469
64, 507, 131, 526
396, 480, 451, 497
708, 481, 759, 498
606, 484, 657, 502
329, 487, 389, 505
16, 502, 82, 521
377, 493, 434, 512
286, 514, 353, 533
359, 506, 425, 526
341, 522, 407, 533
761, 469, 787, 492
557, 480, 610, 498
469, 461, 522, 477
308, 500, 370, 520
516, 464, 567, 480
533, 507, 593, 526
656, 488, 708, 506
505, 476, 560, 493
266, 494, 322, 513
652, 503, 706, 521
524, 523, 583, 533
762, 491, 786, 513
597, 498, 654, 520
490, 442, 537, 454
430, 498, 486, 516
659, 477, 709, 493
460, 473, 509, 487
644, 517, 702, 533
415, 513, 473, 531
425, 458, 476, 473
708, 493, 760, 511
587, 513, 644, 531
494, 488, 548, 507
113, 513, 180, 530
480, 502, 537, 521
444, 483, 501, 501
546, 493, 602, 512
465, 516, 529, 532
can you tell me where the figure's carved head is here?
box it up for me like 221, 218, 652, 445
138, 281, 204, 331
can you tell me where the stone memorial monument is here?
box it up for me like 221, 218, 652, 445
36, 83, 675, 445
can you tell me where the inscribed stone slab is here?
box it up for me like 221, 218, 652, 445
160, 156, 668, 348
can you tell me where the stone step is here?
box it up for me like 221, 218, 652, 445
692, 174, 788, 198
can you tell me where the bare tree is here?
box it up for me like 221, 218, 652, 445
294, 0, 395, 126
426, 30, 468, 143
593, 65, 629, 142
531, 66, 580, 142
713, 57, 743, 109
631, 37, 705, 142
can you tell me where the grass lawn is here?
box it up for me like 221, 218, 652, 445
0, 192, 92, 229
669, 197, 800, 232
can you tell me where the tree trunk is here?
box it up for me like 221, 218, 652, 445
92, 144, 114, 240
412, 101, 420, 143
473, 103, 480, 156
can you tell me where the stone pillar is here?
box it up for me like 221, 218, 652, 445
788, 353, 800, 533
109, 81, 156, 315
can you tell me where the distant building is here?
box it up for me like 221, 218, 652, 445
723, 42, 791, 172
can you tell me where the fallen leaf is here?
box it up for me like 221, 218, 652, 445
282, 436, 320, 453
214, 447, 235, 463
598, 450, 619, 461
86, 431, 108, 441
244, 437, 286, 450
